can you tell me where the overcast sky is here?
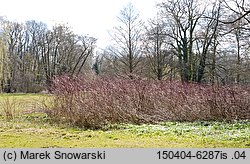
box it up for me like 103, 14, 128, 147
0, 0, 161, 49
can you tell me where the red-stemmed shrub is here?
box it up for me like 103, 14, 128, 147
47, 75, 250, 128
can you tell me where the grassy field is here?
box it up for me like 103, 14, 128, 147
0, 94, 249, 148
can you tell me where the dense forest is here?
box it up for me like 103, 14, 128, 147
0, 0, 250, 93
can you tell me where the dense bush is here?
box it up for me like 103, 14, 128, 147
46, 75, 250, 128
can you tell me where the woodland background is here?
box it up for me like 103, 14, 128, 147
0, 0, 250, 93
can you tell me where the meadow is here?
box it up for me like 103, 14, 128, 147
0, 81, 249, 148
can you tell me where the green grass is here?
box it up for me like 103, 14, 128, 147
0, 94, 249, 148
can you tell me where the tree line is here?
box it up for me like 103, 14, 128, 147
1, 0, 250, 93
96, 0, 250, 84
0, 19, 96, 92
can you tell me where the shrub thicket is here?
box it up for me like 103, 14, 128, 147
46, 75, 250, 128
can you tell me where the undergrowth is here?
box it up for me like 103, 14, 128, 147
45, 75, 250, 128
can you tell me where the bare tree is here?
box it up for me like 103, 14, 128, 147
108, 3, 144, 77
0, 17, 10, 92
195, 1, 222, 83
217, 0, 250, 84
39, 24, 96, 86
143, 18, 175, 80
70, 35, 96, 76
160, 0, 205, 82
221, 0, 250, 24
